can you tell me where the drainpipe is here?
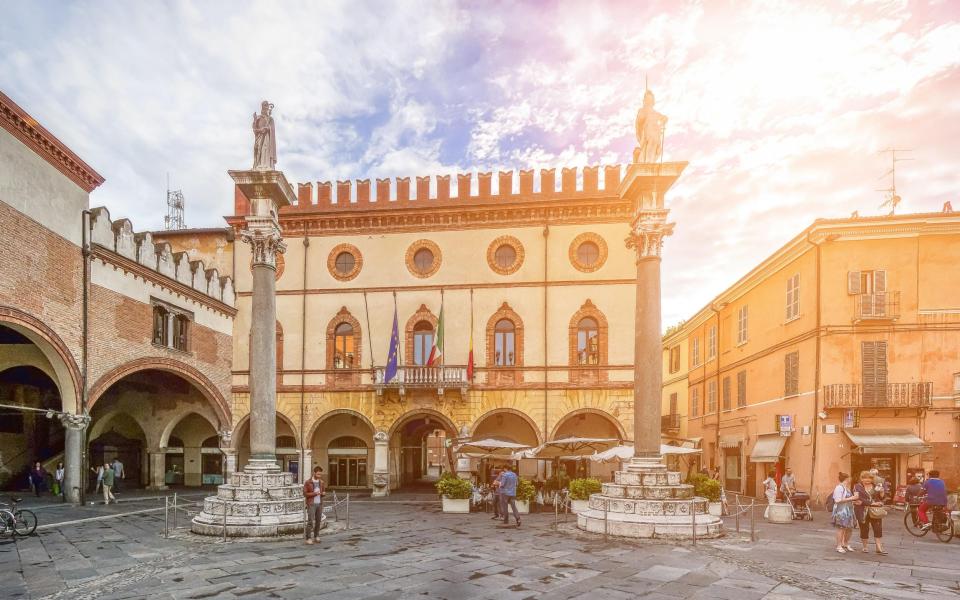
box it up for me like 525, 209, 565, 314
711, 303, 721, 472
542, 223, 549, 475
806, 231, 822, 503
80, 209, 91, 506
299, 237, 309, 484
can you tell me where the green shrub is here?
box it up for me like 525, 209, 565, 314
544, 472, 570, 492
435, 475, 473, 499
516, 478, 536, 502
568, 478, 602, 501
687, 474, 721, 502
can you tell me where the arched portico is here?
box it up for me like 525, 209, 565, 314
309, 410, 376, 489
550, 408, 626, 481
388, 409, 458, 490
233, 413, 301, 477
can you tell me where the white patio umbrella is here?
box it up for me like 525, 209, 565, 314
590, 444, 702, 463
455, 437, 531, 456
528, 436, 621, 459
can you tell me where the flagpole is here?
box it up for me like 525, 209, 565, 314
469, 288, 474, 382
394, 290, 402, 366
440, 288, 445, 369
363, 291, 375, 369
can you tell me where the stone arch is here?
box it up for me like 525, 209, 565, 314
0, 305, 82, 414
550, 408, 626, 442
568, 299, 609, 383
325, 307, 363, 380
308, 409, 376, 488
404, 304, 437, 366
159, 410, 220, 449
387, 407, 457, 439
307, 408, 377, 443
231, 411, 302, 450
470, 407, 542, 446
88, 357, 230, 429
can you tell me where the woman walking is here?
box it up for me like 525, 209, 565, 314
53, 462, 65, 498
831, 472, 858, 553
854, 471, 887, 555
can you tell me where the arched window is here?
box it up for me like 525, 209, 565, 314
413, 321, 434, 366
329, 436, 368, 449
334, 322, 355, 369
494, 319, 515, 366
577, 317, 599, 365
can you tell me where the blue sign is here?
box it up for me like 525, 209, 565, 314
779, 414, 793, 433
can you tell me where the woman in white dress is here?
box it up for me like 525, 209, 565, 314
831, 472, 858, 553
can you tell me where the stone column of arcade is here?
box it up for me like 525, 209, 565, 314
59, 413, 89, 504
576, 91, 722, 539
192, 155, 308, 536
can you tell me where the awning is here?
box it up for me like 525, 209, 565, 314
844, 428, 930, 454
681, 437, 703, 450
750, 433, 787, 463
719, 435, 743, 449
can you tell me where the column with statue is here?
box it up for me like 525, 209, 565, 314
193, 102, 309, 536
577, 90, 722, 538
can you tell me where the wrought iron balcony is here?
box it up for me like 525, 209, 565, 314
822, 382, 932, 408
854, 292, 900, 321
661, 413, 681, 431
373, 365, 469, 395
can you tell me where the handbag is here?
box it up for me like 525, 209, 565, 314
868, 506, 888, 519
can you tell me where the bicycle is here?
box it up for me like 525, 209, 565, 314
904, 502, 953, 542
0, 496, 38, 537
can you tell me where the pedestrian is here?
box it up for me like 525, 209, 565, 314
710, 467, 721, 481
91, 463, 104, 494
831, 471, 858, 553
53, 462, 65, 498
303, 465, 325, 545
497, 465, 521, 528
919, 469, 948, 530
762, 469, 777, 517
29, 461, 47, 497
490, 468, 502, 520
780, 466, 796, 499
112, 457, 125, 493
101, 461, 117, 505
853, 471, 887, 555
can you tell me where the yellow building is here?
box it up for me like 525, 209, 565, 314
665, 209, 960, 503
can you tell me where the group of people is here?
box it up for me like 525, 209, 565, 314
486, 466, 522, 527
90, 458, 125, 505
27, 461, 65, 498
905, 469, 949, 532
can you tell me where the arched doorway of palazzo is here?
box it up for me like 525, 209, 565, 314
551, 409, 626, 481
87, 366, 228, 491
0, 365, 63, 490
470, 409, 542, 483
309, 411, 375, 490
234, 415, 300, 479
161, 413, 222, 487
389, 410, 457, 490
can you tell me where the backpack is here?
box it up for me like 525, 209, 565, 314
825, 493, 835, 512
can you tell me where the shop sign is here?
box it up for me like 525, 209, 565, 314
779, 414, 793, 436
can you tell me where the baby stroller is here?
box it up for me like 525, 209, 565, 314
788, 491, 812, 520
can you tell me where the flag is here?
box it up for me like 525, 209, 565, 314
428, 303, 444, 366
384, 303, 400, 383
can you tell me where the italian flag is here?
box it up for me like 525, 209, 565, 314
428, 304, 444, 366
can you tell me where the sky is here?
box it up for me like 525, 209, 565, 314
2, 0, 959, 326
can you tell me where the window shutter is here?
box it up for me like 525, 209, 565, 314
848, 271, 861, 295
874, 270, 886, 293
670, 393, 678, 415
737, 370, 746, 407
722, 376, 731, 410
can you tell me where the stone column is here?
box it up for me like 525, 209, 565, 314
627, 210, 674, 468
146, 449, 167, 490
301, 449, 312, 484
372, 431, 390, 497
59, 412, 89, 504
223, 448, 237, 475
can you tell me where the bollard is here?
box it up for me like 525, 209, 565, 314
173, 493, 178, 530
691, 499, 697, 546
222, 501, 228, 542
750, 501, 757, 542
164, 496, 169, 538
346, 494, 350, 530
603, 498, 608, 541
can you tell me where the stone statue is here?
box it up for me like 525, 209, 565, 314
252, 101, 277, 170
634, 89, 668, 164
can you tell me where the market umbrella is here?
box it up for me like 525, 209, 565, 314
590, 444, 702, 463
455, 437, 532, 456
528, 437, 621, 459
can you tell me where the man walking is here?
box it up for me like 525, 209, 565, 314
112, 458, 125, 493
490, 468, 502, 520
498, 465, 521, 528
303, 466, 325, 545
101, 462, 117, 505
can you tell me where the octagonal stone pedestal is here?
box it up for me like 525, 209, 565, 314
577, 463, 723, 539
192, 468, 313, 537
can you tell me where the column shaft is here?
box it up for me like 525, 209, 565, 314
63, 427, 83, 504
634, 256, 663, 457
249, 263, 277, 465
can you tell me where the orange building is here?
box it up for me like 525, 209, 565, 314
664, 209, 960, 504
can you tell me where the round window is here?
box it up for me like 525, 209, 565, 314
494, 245, 516, 269
577, 241, 600, 266
335, 251, 355, 275
414, 248, 434, 271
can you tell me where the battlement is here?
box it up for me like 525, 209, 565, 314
89, 207, 235, 307
279, 165, 624, 214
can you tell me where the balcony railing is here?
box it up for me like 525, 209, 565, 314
661, 413, 681, 431
854, 292, 900, 321
823, 382, 932, 408
374, 365, 469, 395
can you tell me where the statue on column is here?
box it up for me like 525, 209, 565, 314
633, 90, 668, 164
252, 101, 277, 171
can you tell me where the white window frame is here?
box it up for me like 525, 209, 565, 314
785, 273, 800, 322
691, 387, 701, 417
707, 380, 718, 414
736, 305, 749, 345
692, 337, 701, 367
707, 326, 717, 360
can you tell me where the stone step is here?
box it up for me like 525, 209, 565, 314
216, 484, 303, 501
229, 471, 297, 487
202, 496, 306, 517
587, 494, 710, 516
191, 512, 315, 537
601, 482, 694, 499
614, 471, 682, 486
577, 510, 723, 539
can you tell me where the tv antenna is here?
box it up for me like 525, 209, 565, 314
876, 148, 912, 215
164, 173, 186, 230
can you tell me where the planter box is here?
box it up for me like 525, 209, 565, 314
516, 500, 530, 514
765, 502, 794, 523
708, 502, 723, 517
571, 499, 590, 514
441, 497, 470, 513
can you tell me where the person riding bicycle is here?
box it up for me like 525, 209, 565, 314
905, 476, 924, 511
919, 469, 948, 530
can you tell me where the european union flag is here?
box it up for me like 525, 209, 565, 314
384, 306, 400, 383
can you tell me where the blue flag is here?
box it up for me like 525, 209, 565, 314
384, 306, 400, 383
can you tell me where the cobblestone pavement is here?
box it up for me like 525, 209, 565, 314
2, 495, 960, 599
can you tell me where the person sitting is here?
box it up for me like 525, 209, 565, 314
919, 469, 948, 530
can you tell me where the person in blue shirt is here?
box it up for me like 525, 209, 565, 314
920, 469, 948, 530
498, 466, 521, 527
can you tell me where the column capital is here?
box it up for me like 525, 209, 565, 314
626, 209, 675, 260
241, 227, 287, 269
58, 412, 90, 430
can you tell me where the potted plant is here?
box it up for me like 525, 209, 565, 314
688, 474, 722, 516
568, 478, 602, 513
515, 478, 536, 514
435, 473, 472, 513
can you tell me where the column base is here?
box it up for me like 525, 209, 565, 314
245, 458, 281, 473
191, 465, 305, 538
